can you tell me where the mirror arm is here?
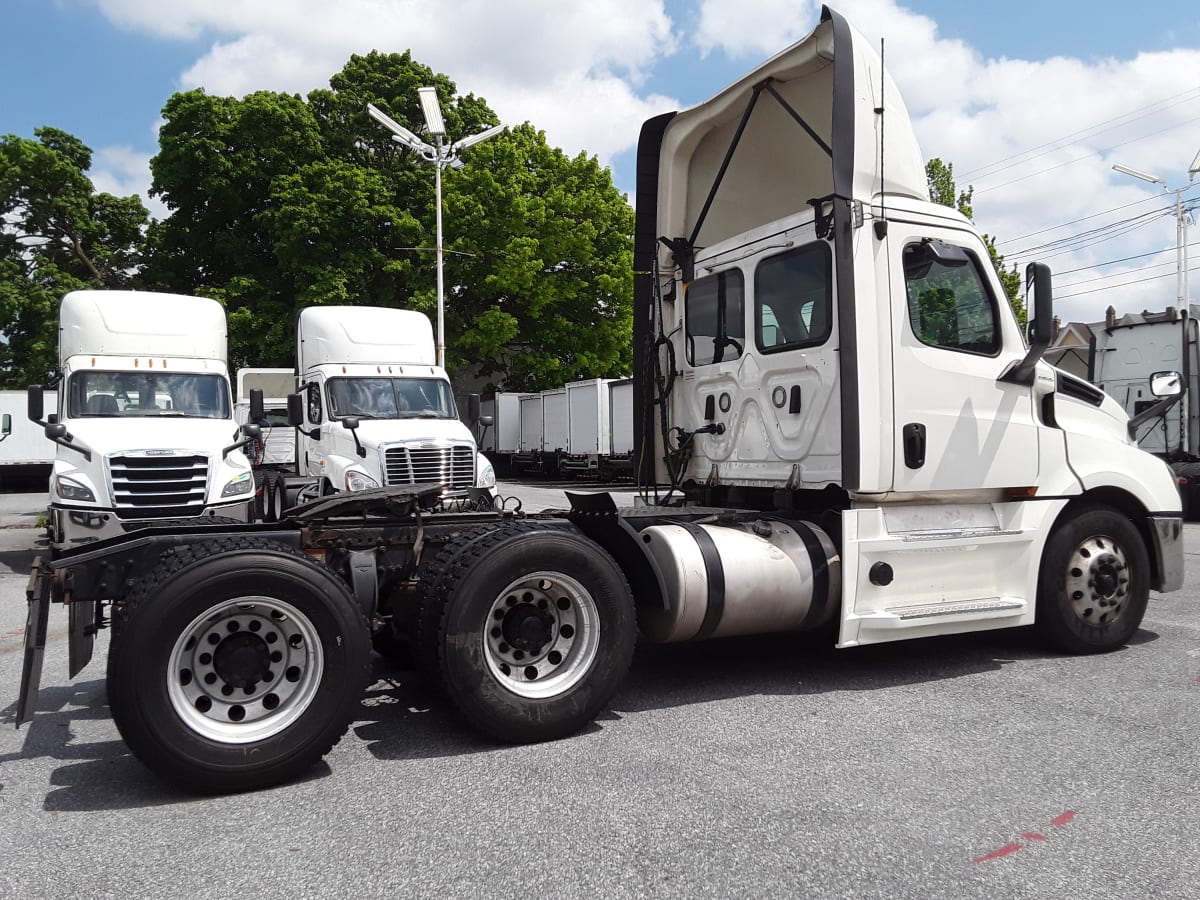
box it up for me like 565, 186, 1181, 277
1127, 394, 1183, 440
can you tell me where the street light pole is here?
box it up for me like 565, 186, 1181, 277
366, 94, 505, 370
1113, 156, 1200, 308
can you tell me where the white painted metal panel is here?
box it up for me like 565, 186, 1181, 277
609, 379, 634, 455
518, 395, 543, 453
541, 389, 570, 452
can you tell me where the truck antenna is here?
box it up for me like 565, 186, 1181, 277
874, 39, 888, 240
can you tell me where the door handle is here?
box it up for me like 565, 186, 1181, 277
903, 423, 926, 469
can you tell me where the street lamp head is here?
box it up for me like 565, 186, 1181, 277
452, 123, 506, 154
1189, 147, 1200, 182
1112, 163, 1167, 187
417, 87, 446, 138
367, 102, 432, 152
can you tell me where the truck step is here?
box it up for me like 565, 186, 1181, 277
859, 597, 1027, 628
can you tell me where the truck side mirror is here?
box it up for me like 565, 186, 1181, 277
1027, 261, 1054, 346
1150, 370, 1183, 398
998, 262, 1053, 387
287, 393, 304, 427
340, 416, 367, 457
45, 423, 67, 440
241, 423, 262, 439
468, 393, 481, 424
478, 415, 494, 427
28, 384, 44, 423
249, 388, 264, 423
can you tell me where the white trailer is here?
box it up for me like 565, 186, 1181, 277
540, 388, 569, 473
560, 378, 614, 477
0, 391, 57, 488
606, 378, 635, 478
511, 393, 544, 473
477, 391, 533, 475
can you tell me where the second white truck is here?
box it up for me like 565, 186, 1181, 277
259, 306, 494, 518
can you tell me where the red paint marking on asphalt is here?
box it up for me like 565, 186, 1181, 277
1050, 811, 1076, 827
973, 843, 1022, 863
2, 628, 25, 639
1021, 832, 1047, 841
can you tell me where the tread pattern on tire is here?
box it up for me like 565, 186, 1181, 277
107, 536, 372, 792
412, 520, 579, 678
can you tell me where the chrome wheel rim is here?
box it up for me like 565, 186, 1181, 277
167, 596, 323, 743
482, 571, 600, 699
1065, 533, 1130, 626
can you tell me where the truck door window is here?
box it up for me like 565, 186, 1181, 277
754, 242, 832, 353
307, 383, 323, 424
686, 269, 745, 366
903, 242, 1000, 355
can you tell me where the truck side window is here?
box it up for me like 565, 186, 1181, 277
755, 242, 832, 353
903, 242, 1000, 355
686, 269, 745, 366
307, 383, 323, 425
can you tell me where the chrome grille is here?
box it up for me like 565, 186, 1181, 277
383, 445, 474, 492
109, 454, 209, 518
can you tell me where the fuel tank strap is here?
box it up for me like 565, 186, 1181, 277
677, 522, 726, 639
792, 521, 833, 631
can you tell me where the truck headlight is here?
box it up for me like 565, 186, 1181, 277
477, 455, 496, 490
221, 472, 253, 497
56, 476, 95, 502
346, 470, 379, 492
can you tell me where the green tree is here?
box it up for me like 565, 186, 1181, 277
925, 157, 1025, 324
0, 128, 149, 387
147, 52, 634, 385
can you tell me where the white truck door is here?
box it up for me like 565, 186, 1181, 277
298, 380, 327, 481
681, 226, 840, 487
888, 227, 1040, 491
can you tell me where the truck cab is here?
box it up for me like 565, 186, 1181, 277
292, 306, 494, 500
633, 5, 1183, 649
29, 290, 256, 552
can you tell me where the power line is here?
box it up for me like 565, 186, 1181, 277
1052, 239, 1200, 277
961, 85, 1200, 182
993, 192, 1181, 248
973, 113, 1200, 195
1056, 257, 1177, 290
1055, 264, 1200, 300
1008, 207, 1173, 261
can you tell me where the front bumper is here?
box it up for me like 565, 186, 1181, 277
1149, 515, 1184, 592
50, 500, 253, 551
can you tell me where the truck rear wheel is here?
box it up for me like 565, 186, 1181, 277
106, 539, 371, 793
418, 525, 636, 742
1035, 505, 1150, 654
262, 473, 286, 522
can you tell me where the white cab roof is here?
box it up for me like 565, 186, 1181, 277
297, 306, 435, 372
59, 290, 227, 362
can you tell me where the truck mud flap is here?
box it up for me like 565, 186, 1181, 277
68, 598, 97, 678
16, 558, 52, 726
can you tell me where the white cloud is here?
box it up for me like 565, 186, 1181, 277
88, 146, 169, 220
97, 0, 679, 165
695, 0, 1200, 323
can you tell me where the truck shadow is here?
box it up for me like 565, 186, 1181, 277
355, 626, 1160, 762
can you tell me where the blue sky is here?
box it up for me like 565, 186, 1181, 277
4, 0, 1200, 321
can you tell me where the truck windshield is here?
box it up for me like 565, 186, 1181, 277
69, 372, 232, 419
327, 377, 457, 419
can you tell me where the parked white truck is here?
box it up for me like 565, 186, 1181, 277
16, 7, 1183, 795
0, 390, 57, 489
26, 290, 258, 553
262, 306, 494, 519
1048, 304, 1200, 516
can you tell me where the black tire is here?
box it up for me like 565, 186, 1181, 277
1035, 505, 1150, 654
106, 538, 372, 793
262, 473, 285, 523
417, 524, 636, 743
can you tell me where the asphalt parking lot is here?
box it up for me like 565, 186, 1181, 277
1, 483, 1197, 899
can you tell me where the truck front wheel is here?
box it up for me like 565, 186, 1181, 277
419, 525, 636, 743
106, 539, 372, 793
1035, 505, 1150, 654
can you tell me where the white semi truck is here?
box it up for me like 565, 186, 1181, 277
16, 7, 1183, 795
26, 290, 258, 553
262, 306, 494, 519
1048, 305, 1200, 516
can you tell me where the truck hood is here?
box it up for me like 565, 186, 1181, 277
62, 417, 245, 458
336, 417, 475, 450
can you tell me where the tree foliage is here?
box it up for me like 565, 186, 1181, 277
0, 128, 149, 386
144, 52, 634, 386
925, 157, 1025, 324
